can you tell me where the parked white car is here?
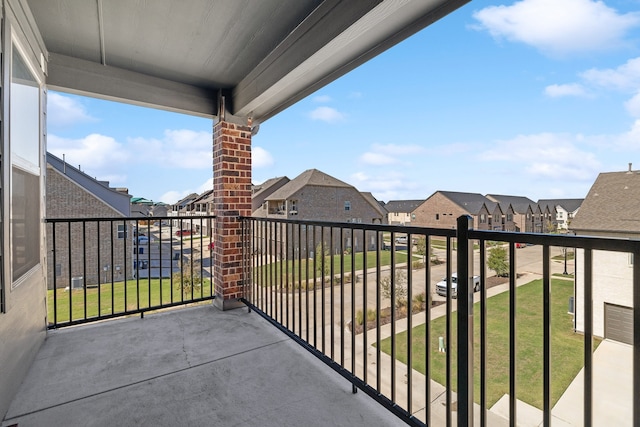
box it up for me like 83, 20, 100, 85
435, 273, 481, 298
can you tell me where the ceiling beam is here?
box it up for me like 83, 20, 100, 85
233, 0, 382, 120
234, 0, 470, 123
47, 53, 218, 118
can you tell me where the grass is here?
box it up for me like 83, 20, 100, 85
48, 277, 213, 324
255, 250, 408, 287
379, 278, 595, 409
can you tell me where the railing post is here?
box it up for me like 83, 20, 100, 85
457, 215, 474, 426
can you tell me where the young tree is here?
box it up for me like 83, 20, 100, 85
487, 246, 509, 277
174, 258, 202, 296
380, 270, 408, 308
314, 243, 331, 278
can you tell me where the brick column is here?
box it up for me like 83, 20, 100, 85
212, 120, 252, 310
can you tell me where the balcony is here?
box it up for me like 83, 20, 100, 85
2, 216, 638, 426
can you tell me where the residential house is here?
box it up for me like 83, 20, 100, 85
46, 152, 133, 288
130, 197, 154, 217
252, 176, 290, 214
412, 191, 490, 229
187, 190, 215, 236
486, 194, 535, 232
150, 203, 169, 218
253, 169, 386, 255
571, 167, 640, 344
538, 198, 583, 231
384, 199, 424, 225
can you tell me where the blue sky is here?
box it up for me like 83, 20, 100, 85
47, 0, 640, 204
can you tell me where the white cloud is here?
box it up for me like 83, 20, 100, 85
350, 171, 421, 202
47, 93, 96, 128
473, 0, 640, 56
479, 133, 601, 181
581, 57, 640, 91
308, 106, 346, 123
360, 152, 398, 166
360, 143, 427, 166
129, 129, 212, 169
606, 119, 640, 149
48, 133, 130, 171
197, 178, 213, 194
252, 146, 274, 168
544, 83, 589, 98
624, 92, 640, 118
313, 95, 332, 103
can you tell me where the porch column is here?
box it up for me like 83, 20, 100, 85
212, 119, 252, 310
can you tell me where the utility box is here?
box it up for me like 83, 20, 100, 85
71, 276, 84, 289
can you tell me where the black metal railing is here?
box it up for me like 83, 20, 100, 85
240, 216, 640, 427
46, 215, 216, 328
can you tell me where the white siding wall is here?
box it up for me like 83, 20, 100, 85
575, 249, 634, 338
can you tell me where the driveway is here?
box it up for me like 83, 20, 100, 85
551, 339, 632, 426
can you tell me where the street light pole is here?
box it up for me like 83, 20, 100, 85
563, 248, 568, 275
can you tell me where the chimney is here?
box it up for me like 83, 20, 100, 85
628, 163, 633, 174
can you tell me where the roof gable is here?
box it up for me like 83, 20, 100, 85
266, 169, 351, 200
437, 191, 490, 214
486, 194, 534, 213
384, 199, 424, 213
571, 170, 640, 233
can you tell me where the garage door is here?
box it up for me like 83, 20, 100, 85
604, 303, 633, 345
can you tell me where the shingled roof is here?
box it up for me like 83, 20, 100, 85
438, 191, 490, 215
486, 194, 535, 213
537, 198, 583, 213
266, 169, 351, 200
384, 200, 424, 213
571, 170, 640, 234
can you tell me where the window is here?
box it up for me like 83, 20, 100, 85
630, 253, 634, 266
117, 224, 127, 239
344, 201, 351, 211
436, 214, 440, 220
507, 214, 513, 221
10, 41, 42, 285
480, 214, 486, 223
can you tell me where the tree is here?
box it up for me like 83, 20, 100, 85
174, 258, 202, 296
380, 270, 408, 308
487, 246, 509, 277
314, 243, 331, 278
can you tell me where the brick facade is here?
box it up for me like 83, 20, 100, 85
212, 120, 252, 309
46, 166, 132, 288
412, 193, 471, 229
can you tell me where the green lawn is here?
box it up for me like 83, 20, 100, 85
379, 278, 594, 408
255, 250, 408, 287
48, 278, 213, 324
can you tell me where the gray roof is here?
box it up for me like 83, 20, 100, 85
266, 169, 351, 200
47, 152, 131, 216
537, 198, 583, 213
26, 0, 465, 123
437, 191, 490, 215
571, 170, 640, 233
485, 194, 535, 213
173, 193, 200, 209
253, 177, 290, 198
384, 200, 424, 214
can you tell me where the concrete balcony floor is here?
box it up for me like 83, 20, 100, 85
1, 304, 401, 427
